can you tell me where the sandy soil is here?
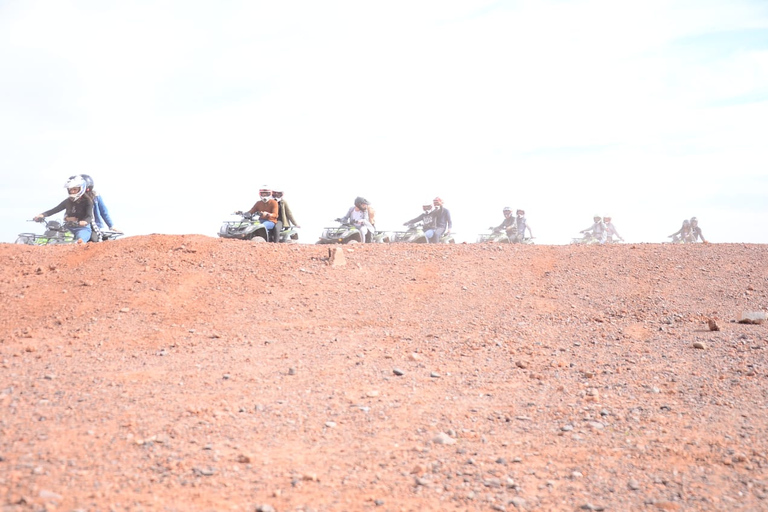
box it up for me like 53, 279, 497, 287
1, 236, 767, 512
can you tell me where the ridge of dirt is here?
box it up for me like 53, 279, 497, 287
1, 235, 767, 512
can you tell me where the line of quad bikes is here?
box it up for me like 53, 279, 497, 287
216, 212, 532, 244
16, 214, 698, 246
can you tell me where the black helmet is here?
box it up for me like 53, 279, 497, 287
354, 196, 370, 207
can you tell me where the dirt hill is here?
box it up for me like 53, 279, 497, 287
1, 236, 767, 512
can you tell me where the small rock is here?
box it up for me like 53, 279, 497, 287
366, 390, 379, 397
325, 421, 336, 428
119, 308, 130, 313
393, 368, 405, 376
430, 372, 441, 378
509, 496, 527, 509
628, 479, 640, 490
256, 505, 276, 512
562, 424, 574, 432
515, 360, 528, 369
288, 367, 296, 375
693, 341, 707, 350
328, 247, 346, 267
374, 499, 384, 506
433, 432, 456, 445
236, 454, 251, 464
408, 352, 421, 361
739, 311, 766, 324
39, 490, 62, 501
707, 319, 720, 331
572, 471, 583, 478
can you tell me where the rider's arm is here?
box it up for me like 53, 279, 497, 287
40, 199, 68, 218
445, 209, 453, 231
95, 195, 115, 228
284, 201, 299, 227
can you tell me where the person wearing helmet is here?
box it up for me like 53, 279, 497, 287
272, 188, 300, 243
338, 197, 374, 242
580, 214, 607, 244
513, 209, 533, 243
404, 200, 438, 234
429, 197, 452, 243
245, 186, 279, 242
490, 207, 517, 240
603, 215, 623, 243
689, 217, 707, 243
668, 219, 693, 243
70, 174, 122, 241
33, 176, 94, 243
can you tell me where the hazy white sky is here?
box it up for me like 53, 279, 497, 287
2, 0, 767, 244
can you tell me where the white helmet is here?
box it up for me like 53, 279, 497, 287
259, 186, 272, 203
422, 200, 433, 212
65, 176, 86, 200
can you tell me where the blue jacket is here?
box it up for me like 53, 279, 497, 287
92, 194, 114, 229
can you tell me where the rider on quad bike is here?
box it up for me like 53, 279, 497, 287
404, 200, 437, 230
668, 219, 693, 243
603, 215, 624, 243
512, 209, 533, 243
580, 214, 607, 244
33, 176, 94, 243
273, 187, 300, 243
490, 206, 517, 239
429, 197, 452, 243
338, 197, 375, 243
242, 186, 279, 242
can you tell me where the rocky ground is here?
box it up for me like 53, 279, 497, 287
1, 236, 767, 512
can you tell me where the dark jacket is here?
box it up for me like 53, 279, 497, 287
434, 207, 452, 230
405, 210, 437, 229
42, 196, 94, 224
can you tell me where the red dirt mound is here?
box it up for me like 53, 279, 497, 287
1, 236, 767, 511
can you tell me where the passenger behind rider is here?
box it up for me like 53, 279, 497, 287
33, 176, 94, 243
244, 186, 279, 242
490, 206, 516, 239
513, 209, 533, 242
273, 188, 300, 243
430, 197, 452, 243
668, 219, 692, 243
404, 200, 437, 236
338, 197, 374, 243
72, 174, 122, 241
580, 214, 607, 244
690, 217, 707, 243
603, 215, 623, 243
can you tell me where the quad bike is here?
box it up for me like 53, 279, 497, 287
476, 228, 535, 244
571, 232, 620, 245
391, 222, 455, 244
477, 227, 513, 243
571, 232, 601, 245
317, 220, 389, 244
218, 212, 270, 242
277, 225, 300, 243
16, 219, 78, 245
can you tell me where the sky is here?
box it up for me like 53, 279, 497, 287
1, 0, 767, 245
